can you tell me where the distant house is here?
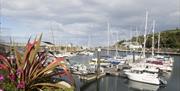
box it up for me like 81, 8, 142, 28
122, 42, 142, 49
129, 44, 142, 49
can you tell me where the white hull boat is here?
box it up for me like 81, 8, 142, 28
79, 51, 94, 56
125, 70, 167, 85
129, 63, 160, 73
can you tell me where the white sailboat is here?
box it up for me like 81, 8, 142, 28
128, 62, 160, 73
123, 28, 144, 63
124, 68, 167, 85
124, 12, 167, 85
145, 21, 174, 71
108, 32, 126, 65
154, 32, 174, 67
88, 23, 113, 67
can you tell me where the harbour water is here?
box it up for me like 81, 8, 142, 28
69, 51, 180, 91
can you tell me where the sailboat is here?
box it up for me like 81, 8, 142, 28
124, 68, 167, 85
154, 32, 174, 67
107, 32, 126, 65
124, 12, 167, 85
89, 22, 122, 67
89, 22, 111, 66
145, 21, 174, 71
104, 22, 126, 66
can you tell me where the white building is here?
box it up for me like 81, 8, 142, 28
122, 42, 142, 49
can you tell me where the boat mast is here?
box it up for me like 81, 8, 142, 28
50, 26, 55, 45
50, 26, 55, 51
130, 28, 132, 53
65, 41, 67, 53
107, 22, 110, 56
135, 27, 138, 44
152, 20, 155, 57
115, 32, 119, 58
158, 32, 161, 53
88, 35, 90, 50
143, 11, 148, 58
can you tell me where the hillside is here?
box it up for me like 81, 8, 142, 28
118, 28, 180, 50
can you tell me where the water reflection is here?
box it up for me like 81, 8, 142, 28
96, 79, 100, 91
78, 74, 172, 91
127, 80, 160, 91
162, 72, 172, 80
71, 52, 180, 91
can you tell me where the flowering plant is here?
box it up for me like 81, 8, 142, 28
0, 34, 74, 91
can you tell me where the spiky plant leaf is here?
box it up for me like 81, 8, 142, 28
0, 34, 74, 91
14, 47, 23, 69
31, 83, 69, 90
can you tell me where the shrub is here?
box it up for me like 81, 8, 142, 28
0, 34, 74, 91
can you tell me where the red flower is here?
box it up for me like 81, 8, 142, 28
0, 74, 4, 81
16, 69, 23, 76
17, 81, 25, 89
8, 73, 15, 82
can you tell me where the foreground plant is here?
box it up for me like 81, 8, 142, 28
0, 34, 74, 91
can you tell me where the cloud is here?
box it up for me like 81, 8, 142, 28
1, 0, 179, 46
170, 11, 180, 17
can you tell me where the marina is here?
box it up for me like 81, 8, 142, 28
0, 0, 179, 91
70, 50, 180, 91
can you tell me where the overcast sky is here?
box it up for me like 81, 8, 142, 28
0, 0, 179, 47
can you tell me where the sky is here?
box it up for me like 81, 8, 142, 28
0, 0, 180, 47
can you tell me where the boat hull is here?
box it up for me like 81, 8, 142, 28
125, 72, 160, 85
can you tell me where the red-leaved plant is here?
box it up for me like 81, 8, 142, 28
0, 34, 74, 91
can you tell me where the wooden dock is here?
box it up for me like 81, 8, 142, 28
77, 73, 106, 89
80, 73, 106, 81
76, 65, 129, 82
72, 65, 130, 89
